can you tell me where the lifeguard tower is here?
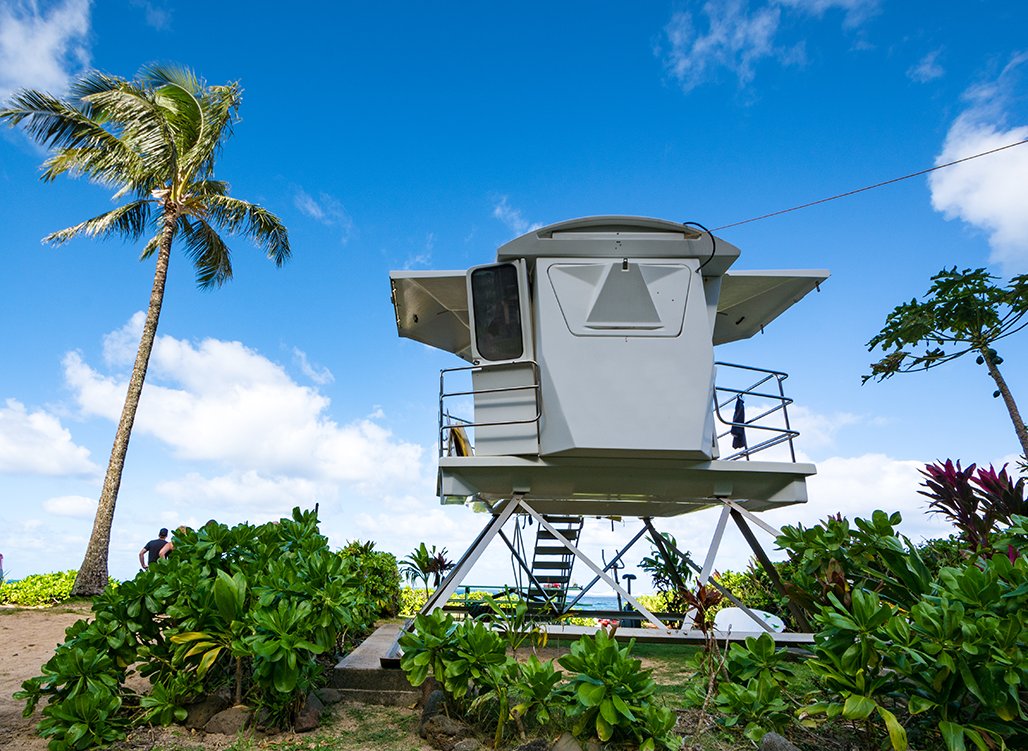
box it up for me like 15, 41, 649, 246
389, 216, 827, 637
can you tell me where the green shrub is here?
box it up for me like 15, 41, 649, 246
401, 612, 680, 750
17, 508, 380, 746
559, 630, 679, 750
399, 585, 428, 615
338, 540, 401, 617
777, 510, 1028, 751
0, 570, 78, 606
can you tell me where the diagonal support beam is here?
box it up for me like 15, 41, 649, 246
699, 504, 732, 585
644, 518, 775, 634
724, 499, 782, 538
421, 496, 522, 614
729, 508, 812, 632
564, 523, 649, 612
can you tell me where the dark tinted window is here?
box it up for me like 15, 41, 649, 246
471, 264, 524, 361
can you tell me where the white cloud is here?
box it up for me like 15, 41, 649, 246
128, 0, 170, 30
43, 494, 96, 517
0, 398, 98, 476
929, 54, 1028, 272
292, 347, 334, 385
661, 1, 787, 92
492, 196, 541, 237
658, 0, 877, 93
64, 319, 425, 495
777, 0, 878, 28
293, 187, 355, 244
401, 232, 435, 270
155, 471, 322, 516
102, 311, 144, 367
907, 49, 944, 83
0, 0, 91, 100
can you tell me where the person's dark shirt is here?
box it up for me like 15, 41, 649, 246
144, 539, 166, 565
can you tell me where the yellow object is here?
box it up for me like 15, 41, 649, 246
449, 426, 472, 457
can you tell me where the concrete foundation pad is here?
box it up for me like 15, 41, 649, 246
332, 623, 418, 705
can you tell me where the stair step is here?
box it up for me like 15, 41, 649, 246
532, 562, 572, 569
543, 515, 583, 524
538, 530, 579, 541
534, 546, 572, 555
533, 576, 572, 584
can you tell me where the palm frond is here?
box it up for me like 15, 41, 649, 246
0, 89, 123, 157
41, 143, 142, 190
138, 233, 162, 261
139, 63, 203, 96
43, 200, 153, 246
84, 84, 177, 182
140, 65, 204, 158
205, 194, 290, 266
68, 70, 127, 119
178, 216, 233, 288
181, 83, 240, 180
191, 179, 230, 198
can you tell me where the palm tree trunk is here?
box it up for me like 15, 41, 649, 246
981, 346, 1028, 459
71, 213, 175, 596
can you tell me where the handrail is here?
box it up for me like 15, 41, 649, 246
438, 360, 542, 457
713, 361, 798, 462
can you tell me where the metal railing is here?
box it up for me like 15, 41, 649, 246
438, 360, 542, 457
713, 361, 798, 462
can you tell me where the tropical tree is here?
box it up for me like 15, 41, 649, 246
400, 542, 454, 596
864, 267, 1028, 458
0, 65, 290, 595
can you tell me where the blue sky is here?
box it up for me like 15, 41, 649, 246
1, 0, 1026, 590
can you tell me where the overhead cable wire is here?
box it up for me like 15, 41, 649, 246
713, 137, 1028, 232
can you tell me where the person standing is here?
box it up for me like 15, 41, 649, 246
139, 528, 168, 570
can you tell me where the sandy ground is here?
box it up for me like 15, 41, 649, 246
0, 601, 93, 751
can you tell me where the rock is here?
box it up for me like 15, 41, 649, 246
452, 739, 482, 751
295, 693, 324, 733
511, 739, 549, 751
418, 688, 449, 736
760, 731, 802, 751
584, 740, 602, 751
420, 713, 474, 750
551, 732, 583, 751
204, 704, 253, 735
314, 687, 343, 705
183, 694, 231, 730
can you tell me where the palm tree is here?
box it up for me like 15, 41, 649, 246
0, 65, 290, 595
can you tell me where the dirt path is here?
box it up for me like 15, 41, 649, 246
0, 601, 93, 751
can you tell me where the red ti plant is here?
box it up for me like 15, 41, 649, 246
681, 582, 725, 633
920, 459, 1028, 554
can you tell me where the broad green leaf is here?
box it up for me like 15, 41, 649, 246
842, 694, 876, 720
907, 695, 935, 715
577, 681, 606, 707
197, 645, 224, 677
939, 721, 966, 751
877, 705, 908, 751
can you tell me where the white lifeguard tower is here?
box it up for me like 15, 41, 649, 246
390, 216, 827, 637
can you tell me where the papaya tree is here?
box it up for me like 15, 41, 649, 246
864, 267, 1028, 458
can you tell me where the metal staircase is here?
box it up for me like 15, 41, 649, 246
525, 515, 583, 613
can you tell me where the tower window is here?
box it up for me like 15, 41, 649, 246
471, 264, 524, 361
